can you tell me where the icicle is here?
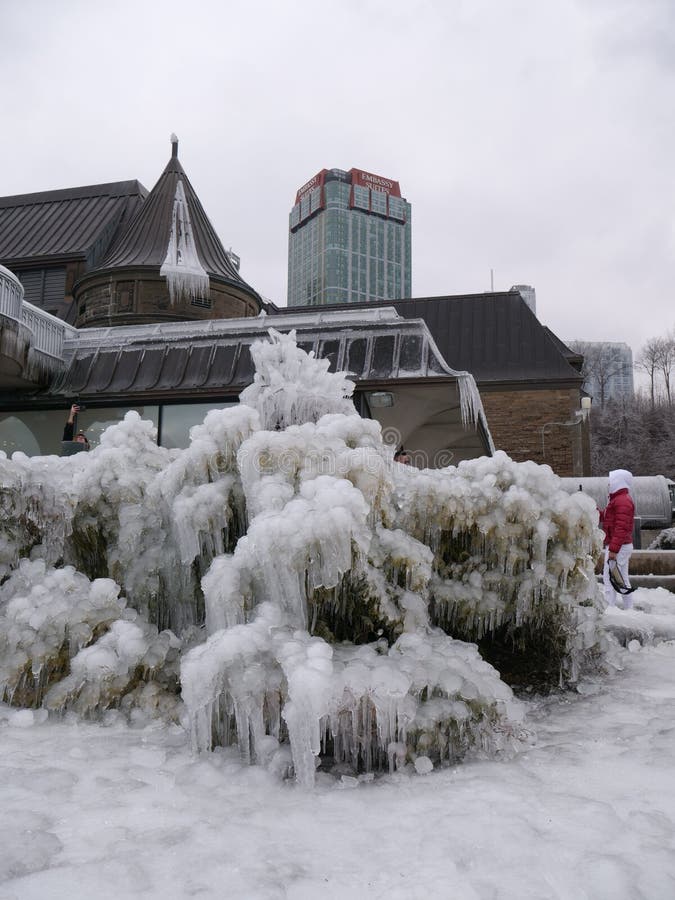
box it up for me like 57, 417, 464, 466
160, 179, 210, 304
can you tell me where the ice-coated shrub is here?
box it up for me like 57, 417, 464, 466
648, 528, 675, 551
44, 615, 181, 719
391, 452, 605, 686
0, 329, 606, 784
0, 560, 125, 706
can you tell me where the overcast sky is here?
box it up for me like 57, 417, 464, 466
2, 0, 673, 363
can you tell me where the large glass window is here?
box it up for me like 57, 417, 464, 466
309, 187, 322, 213
325, 182, 349, 209
352, 186, 369, 210
0, 402, 245, 458
0, 406, 159, 457
388, 196, 406, 221
371, 190, 387, 216
160, 403, 236, 449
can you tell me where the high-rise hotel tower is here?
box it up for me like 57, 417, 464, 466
287, 167, 411, 307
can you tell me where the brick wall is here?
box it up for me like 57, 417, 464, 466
481, 387, 589, 476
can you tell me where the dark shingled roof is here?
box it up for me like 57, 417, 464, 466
100, 147, 257, 297
283, 292, 584, 386
543, 326, 584, 373
0, 181, 147, 267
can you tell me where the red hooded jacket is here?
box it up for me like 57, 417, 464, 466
600, 471, 635, 553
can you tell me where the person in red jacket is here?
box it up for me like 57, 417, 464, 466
599, 469, 635, 608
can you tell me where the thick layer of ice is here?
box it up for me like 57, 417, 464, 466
239, 328, 356, 430
181, 605, 526, 788
391, 451, 603, 681
160, 179, 210, 304
0, 329, 606, 784
0, 560, 125, 706
44, 615, 181, 718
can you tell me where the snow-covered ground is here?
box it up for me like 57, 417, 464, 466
2, 589, 675, 900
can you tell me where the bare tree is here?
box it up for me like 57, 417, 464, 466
590, 393, 675, 477
568, 341, 629, 407
656, 333, 675, 406
635, 337, 662, 408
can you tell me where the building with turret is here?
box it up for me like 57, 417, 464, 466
0, 137, 261, 328
0, 140, 590, 475
74, 137, 260, 327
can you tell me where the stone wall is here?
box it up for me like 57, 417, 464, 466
74, 269, 260, 328
481, 386, 589, 476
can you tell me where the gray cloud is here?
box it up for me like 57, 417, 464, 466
1, 0, 673, 367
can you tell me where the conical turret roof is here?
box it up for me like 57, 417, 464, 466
100, 138, 259, 302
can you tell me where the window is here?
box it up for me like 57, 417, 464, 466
389, 197, 406, 221
160, 403, 236, 449
0, 406, 159, 457
370, 190, 387, 216
309, 187, 322, 213
352, 186, 369, 210
18, 267, 67, 309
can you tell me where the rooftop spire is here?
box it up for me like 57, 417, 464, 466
96, 140, 261, 303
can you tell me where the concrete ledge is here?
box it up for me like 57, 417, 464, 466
629, 575, 675, 593
595, 550, 675, 576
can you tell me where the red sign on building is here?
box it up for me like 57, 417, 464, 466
349, 168, 402, 198
295, 170, 327, 204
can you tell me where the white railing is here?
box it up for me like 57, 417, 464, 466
0, 264, 23, 320
21, 303, 76, 359
0, 266, 75, 362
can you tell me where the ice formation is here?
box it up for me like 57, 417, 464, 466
649, 528, 675, 551
0, 329, 607, 785
160, 179, 210, 303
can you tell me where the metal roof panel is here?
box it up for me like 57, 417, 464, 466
0, 182, 147, 264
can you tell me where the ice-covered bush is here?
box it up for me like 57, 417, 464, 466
44, 616, 181, 719
0, 452, 76, 577
648, 527, 675, 550
182, 604, 527, 788
0, 560, 125, 706
67, 412, 172, 613
179, 331, 603, 783
0, 329, 606, 784
392, 453, 604, 686
0, 558, 181, 716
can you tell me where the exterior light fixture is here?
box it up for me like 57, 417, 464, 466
368, 391, 395, 408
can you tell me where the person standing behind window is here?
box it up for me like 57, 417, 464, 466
62, 404, 90, 453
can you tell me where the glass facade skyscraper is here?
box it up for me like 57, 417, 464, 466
567, 340, 635, 405
287, 168, 411, 307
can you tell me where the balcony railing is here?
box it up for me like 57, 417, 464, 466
0, 265, 23, 320
21, 303, 76, 359
0, 265, 75, 361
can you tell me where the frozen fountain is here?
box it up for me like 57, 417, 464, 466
0, 330, 606, 785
